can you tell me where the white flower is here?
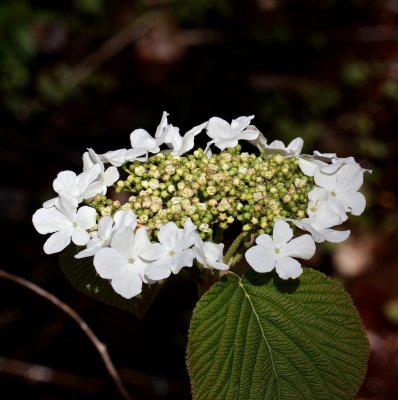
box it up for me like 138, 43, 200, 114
75, 209, 137, 258
82, 148, 119, 194
164, 122, 207, 156
205, 116, 259, 151
192, 234, 229, 270
287, 217, 350, 243
93, 226, 152, 299
142, 219, 197, 280
307, 187, 346, 228
33, 195, 97, 255
43, 164, 102, 208
245, 220, 316, 279
259, 137, 304, 157
308, 162, 367, 226
130, 111, 170, 154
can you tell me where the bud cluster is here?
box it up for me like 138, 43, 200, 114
87, 146, 314, 239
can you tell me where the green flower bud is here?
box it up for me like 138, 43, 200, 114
134, 166, 146, 176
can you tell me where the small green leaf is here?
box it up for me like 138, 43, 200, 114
187, 269, 368, 400
59, 245, 162, 319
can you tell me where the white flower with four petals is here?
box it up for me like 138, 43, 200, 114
33, 195, 97, 254
205, 116, 259, 151
142, 219, 197, 280
93, 226, 152, 299
245, 220, 316, 279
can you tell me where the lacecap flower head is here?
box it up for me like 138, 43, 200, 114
33, 112, 370, 299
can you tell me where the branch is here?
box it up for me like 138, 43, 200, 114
0, 269, 131, 400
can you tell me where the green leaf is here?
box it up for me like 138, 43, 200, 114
59, 245, 162, 319
187, 269, 368, 400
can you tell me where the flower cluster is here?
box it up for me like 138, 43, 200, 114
33, 112, 369, 298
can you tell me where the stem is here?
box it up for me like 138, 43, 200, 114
230, 253, 244, 266
121, 164, 130, 174
0, 270, 132, 400
223, 232, 247, 264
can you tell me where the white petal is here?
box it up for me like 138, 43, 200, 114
245, 246, 276, 273
57, 193, 78, 221
287, 218, 326, 243
236, 128, 259, 141
43, 197, 57, 208
214, 138, 239, 151
287, 138, 304, 155
202, 242, 228, 270
192, 234, 206, 263
203, 242, 224, 263
249, 130, 266, 151
157, 222, 178, 249
255, 234, 274, 249
53, 171, 78, 196
132, 226, 151, 257
94, 248, 126, 278
130, 129, 158, 151
321, 228, 350, 243
113, 209, 137, 230
208, 260, 229, 270
77, 164, 101, 194
145, 257, 172, 280
231, 115, 254, 132
272, 220, 293, 245
314, 169, 337, 191
102, 149, 127, 167
176, 122, 207, 155
171, 249, 194, 274
97, 216, 113, 240
281, 234, 316, 260
275, 257, 303, 279
43, 229, 72, 254
336, 163, 364, 192
111, 227, 135, 259
72, 226, 90, 246
154, 111, 170, 140
83, 181, 104, 199
33, 207, 71, 234
103, 166, 119, 187
206, 117, 231, 140
76, 206, 97, 229
125, 148, 147, 162
180, 218, 197, 249
111, 265, 143, 299
338, 191, 366, 215
82, 151, 94, 170
75, 243, 103, 258
163, 125, 181, 148
298, 157, 321, 177
140, 243, 166, 261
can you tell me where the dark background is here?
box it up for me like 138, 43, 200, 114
1, 0, 398, 398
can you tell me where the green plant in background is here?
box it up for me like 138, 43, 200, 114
32, 113, 369, 399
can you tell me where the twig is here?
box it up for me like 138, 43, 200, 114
0, 269, 132, 400
0, 357, 105, 394
70, 12, 160, 85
